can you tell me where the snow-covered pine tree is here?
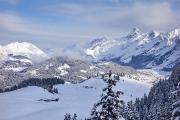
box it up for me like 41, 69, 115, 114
123, 101, 140, 120
89, 71, 124, 120
64, 113, 71, 120
172, 82, 180, 120
72, 113, 77, 120
64, 113, 78, 120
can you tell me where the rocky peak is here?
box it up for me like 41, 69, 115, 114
126, 27, 143, 39
90, 37, 108, 47
167, 28, 180, 39
149, 30, 159, 38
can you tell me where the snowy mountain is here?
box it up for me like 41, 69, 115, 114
86, 28, 180, 73
0, 42, 49, 71
0, 42, 48, 62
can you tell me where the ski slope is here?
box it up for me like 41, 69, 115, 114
0, 77, 151, 120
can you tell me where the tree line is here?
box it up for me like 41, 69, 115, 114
0, 77, 65, 93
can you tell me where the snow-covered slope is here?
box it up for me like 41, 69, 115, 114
86, 28, 180, 73
26, 57, 162, 83
0, 42, 48, 63
0, 56, 161, 90
0, 77, 151, 120
86, 37, 120, 58
0, 42, 49, 71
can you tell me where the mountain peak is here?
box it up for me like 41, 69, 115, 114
132, 27, 140, 33
0, 42, 49, 63
127, 27, 143, 39
5, 42, 47, 56
90, 37, 108, 46
149, 30, 159, 38
167, 28, 180, 39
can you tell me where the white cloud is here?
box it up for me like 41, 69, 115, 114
46, 2, 180, 31
0, 12, 94, 42
0, 12, 90, 49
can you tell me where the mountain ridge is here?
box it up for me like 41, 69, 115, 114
85, 28, 180, 74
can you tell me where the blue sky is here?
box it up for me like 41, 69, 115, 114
0, 0, 180, 49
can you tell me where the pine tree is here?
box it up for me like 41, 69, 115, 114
124, 101, 140, 120
64, 113, 71, 120
171, 82, 180, 120
72, 113, 77, 120
64, 113, 78, 120
89, 71, 124, 120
